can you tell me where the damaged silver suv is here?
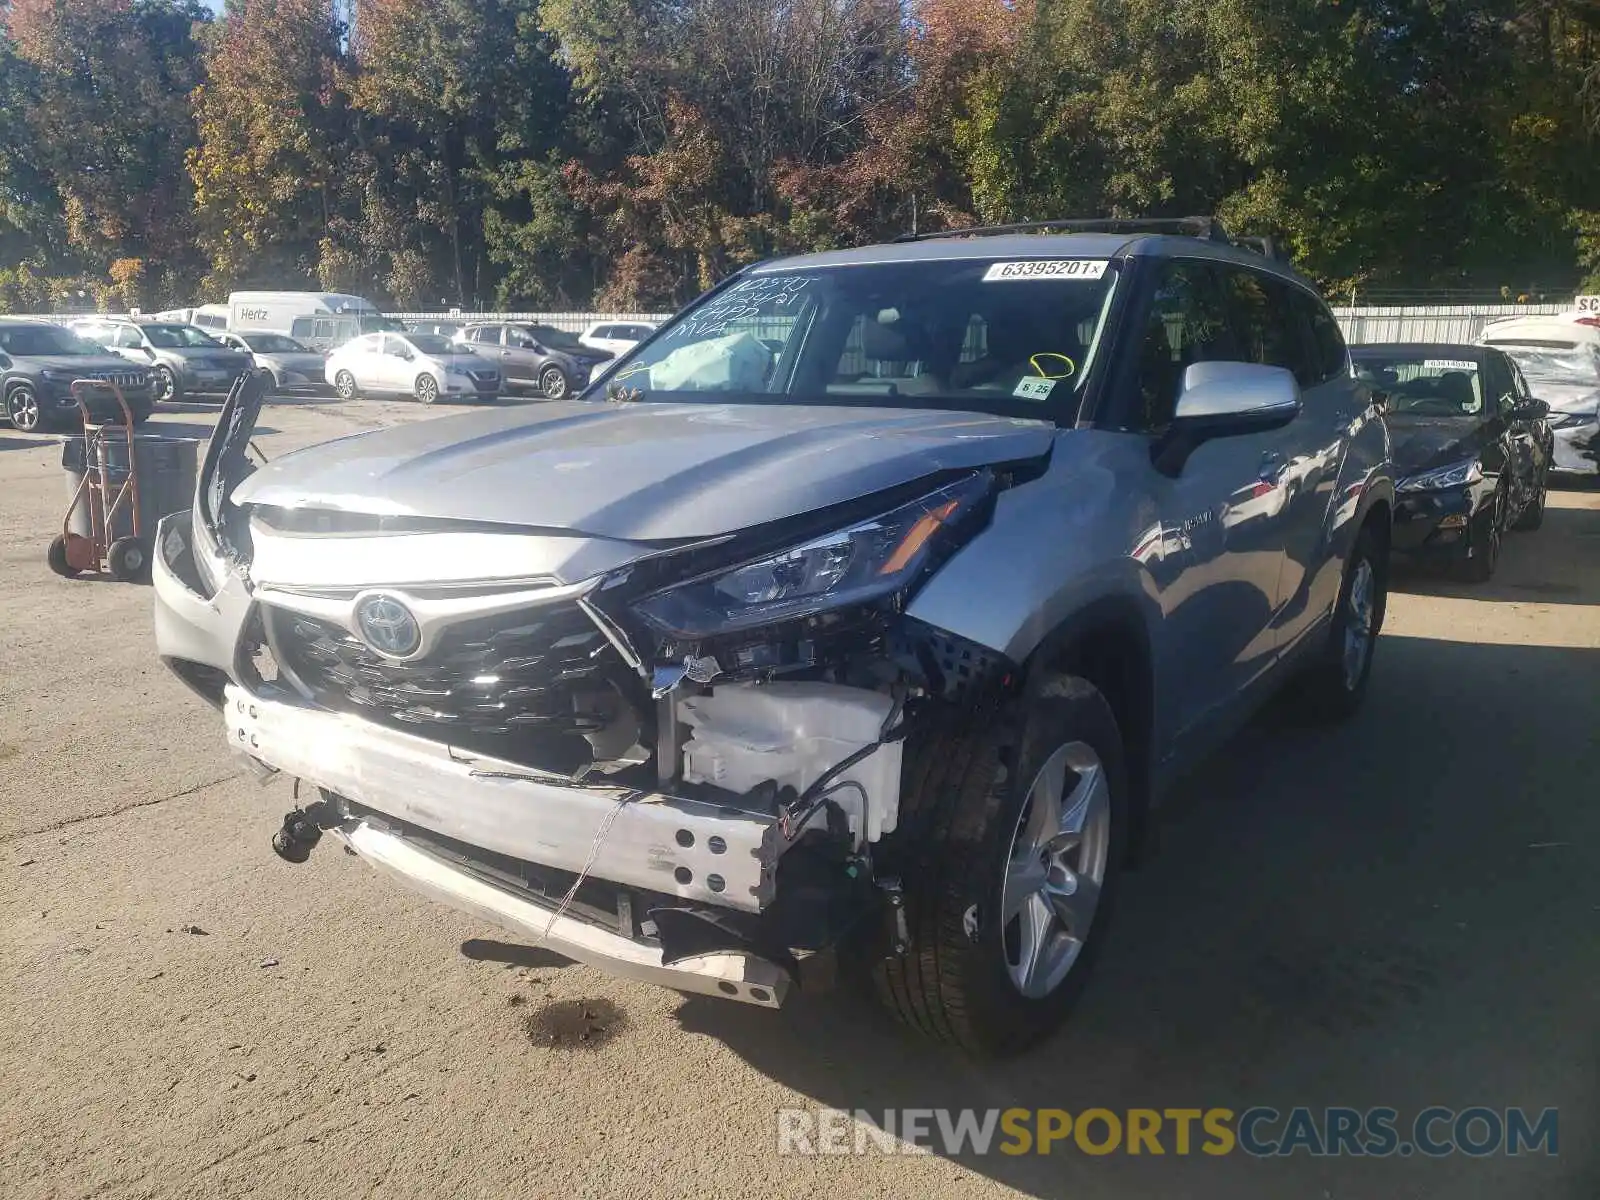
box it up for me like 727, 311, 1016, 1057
154, 219, 1394, 1055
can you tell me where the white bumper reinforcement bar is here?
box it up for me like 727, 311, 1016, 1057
338, 819, 789, 1007
223, 685, 780, 912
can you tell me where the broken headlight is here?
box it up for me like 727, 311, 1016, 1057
632, 473, 993, 637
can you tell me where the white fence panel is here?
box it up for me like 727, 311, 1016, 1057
1331, 303, 1569, 345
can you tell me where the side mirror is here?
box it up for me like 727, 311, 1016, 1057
0, 351, 11, 370
1153, 362, 1301, 476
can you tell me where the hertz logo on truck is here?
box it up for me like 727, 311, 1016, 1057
238, 307, 270, 321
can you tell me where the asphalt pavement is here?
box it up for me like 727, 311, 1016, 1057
1, 394, 1595, 1199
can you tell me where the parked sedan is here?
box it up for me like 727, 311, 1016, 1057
217, 332, 329, 394
324, 332, 500, 404
1353, 343, 1552, 581
0, 319, 156, 431
70, 319, 253, 403
579, 320, 657, 358
455, 323, 613, 399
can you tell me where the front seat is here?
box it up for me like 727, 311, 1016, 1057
1436, 371, 1478, 414
859, 316, 942, 394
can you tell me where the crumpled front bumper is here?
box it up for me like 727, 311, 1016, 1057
154, 510, 794, 1006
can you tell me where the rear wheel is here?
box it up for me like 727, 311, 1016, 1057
6, 384, 44, 432
1294, 525, 1385, 721
414, 373, 439, 405
872, 675, 1127, 1056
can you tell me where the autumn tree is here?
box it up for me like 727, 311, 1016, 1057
188, 0, 358, 295
5, 0, 208, 304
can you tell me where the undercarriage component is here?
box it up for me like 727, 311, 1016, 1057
269, 798, 340, 863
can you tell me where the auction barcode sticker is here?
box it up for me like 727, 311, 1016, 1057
1423, 359, 1478, 371
982, 259, 1109, 282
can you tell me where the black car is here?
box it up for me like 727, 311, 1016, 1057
1353, 343, 1553, 581
0, 319, 157, 432
455, 322, 613, 399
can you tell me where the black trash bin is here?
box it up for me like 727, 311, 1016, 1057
61, 434, 200, 543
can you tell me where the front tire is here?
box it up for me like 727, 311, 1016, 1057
334, 370, 359, 401
1458, 492, 1503, 582
872, 675, 1128, 1056
1512, 474, 1546, 531
6, 384, 45, 432
414, 373, 439, 405
539, 365, 569, 400
153, 366, 179, 403
1294, 525, 1385, 720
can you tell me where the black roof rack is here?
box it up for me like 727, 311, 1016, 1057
893, 217, 1234, 244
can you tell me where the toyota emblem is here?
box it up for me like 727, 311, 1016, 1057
354, 594, 421, 658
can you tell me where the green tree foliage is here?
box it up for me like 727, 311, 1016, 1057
3, 0, 1600, 312
188, 0, 357, 294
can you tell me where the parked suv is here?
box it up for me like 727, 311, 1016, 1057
455, 322, 613, 398
0, 319, 156, 431
153, 219, 1394, 1055
70, 318, 252, 403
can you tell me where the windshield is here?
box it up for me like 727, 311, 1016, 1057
244, 333, 310, 353
144, 324, 223, 348
406, 333, 458, 355
0, 325, 106, 357
1352, 354, 1484, 416
1486, 341, 1600, 387
360, 314, 401, 333
526, 324, 585, 351
604, 258, 1120, 419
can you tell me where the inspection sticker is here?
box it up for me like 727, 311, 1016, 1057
1014, 377, 1057, 401
1423, 359, 1478, 371
982, 259, 1109, 282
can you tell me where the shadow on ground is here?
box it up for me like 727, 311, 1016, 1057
664, 634, 1599, 1199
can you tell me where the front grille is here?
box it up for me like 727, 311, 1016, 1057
467, 369, 499, 385
83, 371, 147, 388
264, 601, 628, 743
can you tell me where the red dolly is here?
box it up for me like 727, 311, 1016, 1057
46, 378, 150, 582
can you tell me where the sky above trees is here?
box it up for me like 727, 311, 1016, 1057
3, 0, 1600, 313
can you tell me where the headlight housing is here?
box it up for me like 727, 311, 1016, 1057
632, 473, 994, 637
1547, 410, 1594, 430
1398, 459, 1483, 492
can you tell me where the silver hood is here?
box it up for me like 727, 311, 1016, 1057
231, 401, 1055, 540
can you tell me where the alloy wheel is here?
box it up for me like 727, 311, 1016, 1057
7, 386, 41, 432
1001, 741, 1112, 999
335, 371, 357, 401
154, 367, 176, 403
415, 374, 439, 404
1342, 557, 1377, 690
540, 367, 568, 399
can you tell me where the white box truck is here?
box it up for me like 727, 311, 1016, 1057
228, 292, 397, 351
